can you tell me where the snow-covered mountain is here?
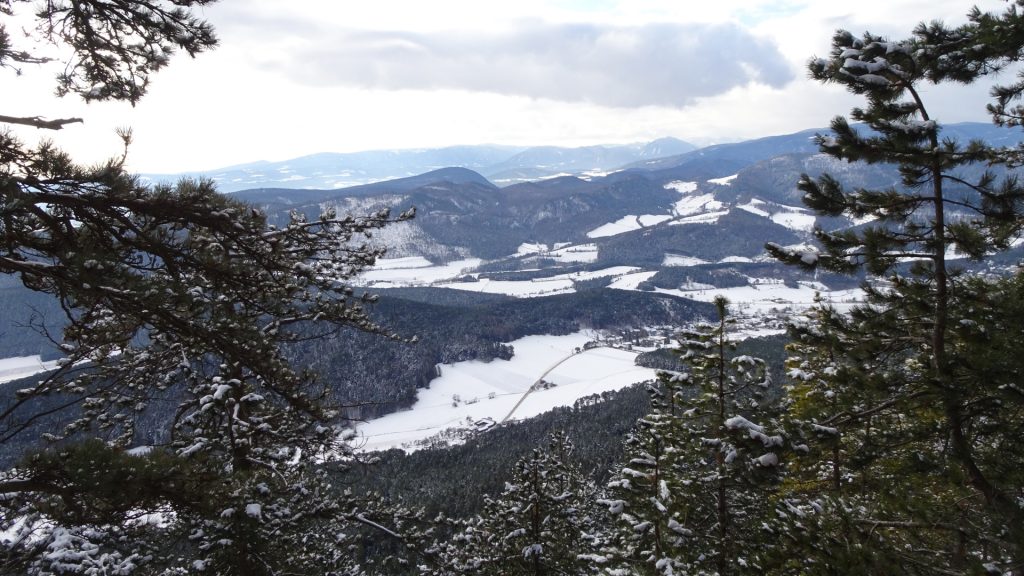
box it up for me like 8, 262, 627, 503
141, 138, 696, 193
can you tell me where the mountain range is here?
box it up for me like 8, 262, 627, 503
203, 122, 1024, 268
4, 121, 1024, 457
141, 137, 697, 192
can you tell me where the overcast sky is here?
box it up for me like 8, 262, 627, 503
5, 0, 1014, 173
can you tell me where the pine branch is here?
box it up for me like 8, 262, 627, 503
0, 115, 84, 130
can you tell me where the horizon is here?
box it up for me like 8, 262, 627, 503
144, 119, 1006, 176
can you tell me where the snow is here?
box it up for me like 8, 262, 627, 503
586, 214, 674, 239
732, 327, 788, 340
708, 174, 739, 186
437, 277, 576, 298
630, 279, 864, 315
516, 242, 548, 256
245, 503, 262, 519
771, 211, 816, 232
354, 332, 658, 452
638, 214, 673, 227
0, 355, 59, 384
737, 200, 770, 218
546, 266, 641, 282
438, 267, 644, 297
664, 181, 698, 194
668, 211, 729, 226
725, 415, 764, 433
585, 181, 727, 237
671, 194, 723, 218
738, 200, 817, 232
360, 258, 482, 286
547, 243, 599, 263
587, 215, 644, 238
718, 256, 754, 263
662, 254, 709, 267
607, 271, 659, 290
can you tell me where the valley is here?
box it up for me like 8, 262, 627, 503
3, 119, 1024, 574
4, 122, 1020, 456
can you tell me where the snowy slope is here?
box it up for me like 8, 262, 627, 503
0, 356, 58, 384
354, 332, 657, 452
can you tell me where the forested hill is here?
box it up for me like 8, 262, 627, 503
0, 286, 712, 467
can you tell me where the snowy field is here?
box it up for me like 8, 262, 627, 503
437, 277, 576, 297
737, 199, 816, 232
584, 180, 737, 238
586, 215, 651, 238
0, 356, 58, 385
708, 174, 739, 186
648, 281, 863, 314
546, 243, 599, 263
360, 258, 482, 286
354, 332, 657, 452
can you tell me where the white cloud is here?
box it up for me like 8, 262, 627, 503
3, 0, 1014, 174
263, 22, 793, 108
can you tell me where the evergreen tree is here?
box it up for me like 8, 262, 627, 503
0, 3, 422, 573
442, 432, 594, 576
594, 377, 688, 575
597, 297, 784, 576
767, 4, 1024, 572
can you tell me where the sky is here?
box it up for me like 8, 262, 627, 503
4, 0, 1015, 174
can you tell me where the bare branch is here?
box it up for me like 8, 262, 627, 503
0, 115, 83, 130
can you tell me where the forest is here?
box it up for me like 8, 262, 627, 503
1, 1, 1024, 575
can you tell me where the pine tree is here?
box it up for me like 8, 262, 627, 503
0, 3, 422, 574
767, 5, 1024, 572
444, 432, 594, 576
597, 297, 785, 576
594, 377, 688, 575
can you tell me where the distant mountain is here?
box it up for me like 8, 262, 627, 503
231, 167, 496, 209
482, 138, 696, 185
141, 139, 697, 193
218, 122, 1024, 269
632, 122, 1024, 177
141, 145, 523, 194
627, 128, 825, 177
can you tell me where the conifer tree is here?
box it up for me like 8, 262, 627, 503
767, 4, 1024, 571
597, 297, 784, 576
444, 432, 594, 576
594, 376, 688, 575
0, 3, 422, 574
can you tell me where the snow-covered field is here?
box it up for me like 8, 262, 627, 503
708, 174, 739, 186
548, 243, 599, 263
360, 258, 482, 286
354, 332, 657, 452
437, 277, 576, 297
584, 180, 740, 238
650, 281, 863, 314
607, 271, 659, 290
0, 356, 58, 385
663, 254, 710, 267
738, 199, 816, 232
586, 215, 651, 238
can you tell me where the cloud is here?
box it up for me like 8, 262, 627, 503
265, 21, 795, 108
